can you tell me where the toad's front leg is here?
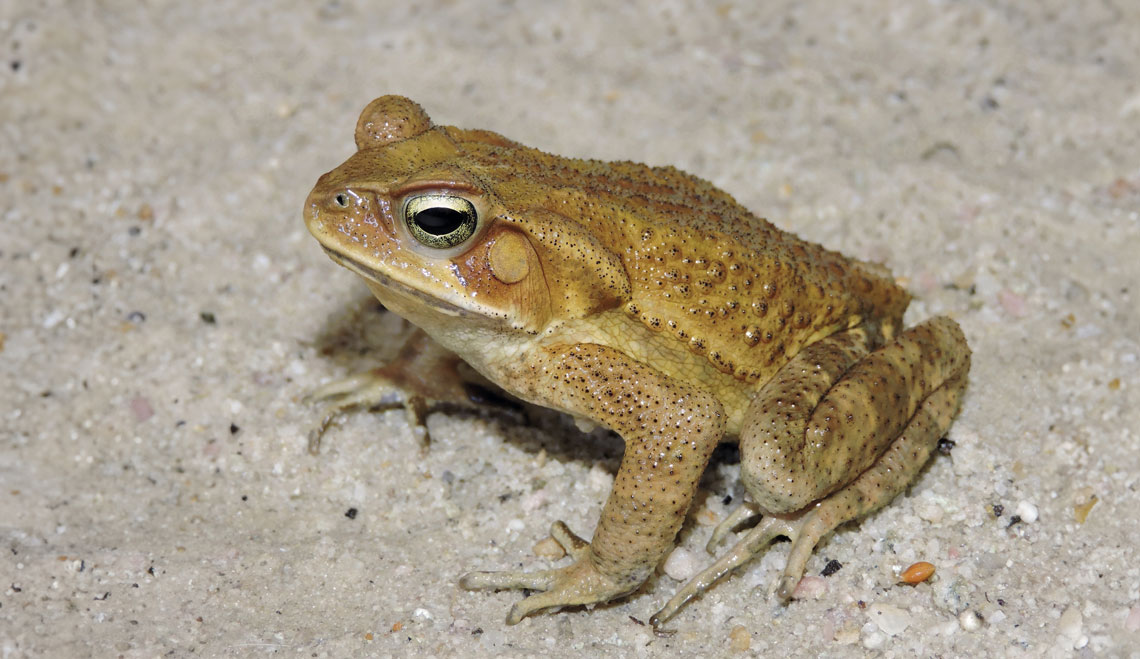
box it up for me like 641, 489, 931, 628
305, 328, 484, 453
460, 343, 725, 624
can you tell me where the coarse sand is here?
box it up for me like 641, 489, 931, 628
2, 2, 1139, 657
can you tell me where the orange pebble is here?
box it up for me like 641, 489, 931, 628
900, 561, 936, 584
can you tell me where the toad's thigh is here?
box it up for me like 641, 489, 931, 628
740, 317, 970, 514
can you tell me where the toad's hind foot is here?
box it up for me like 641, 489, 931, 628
652, 367, 967, 627
706, 501, 762, 554
460, 522, 642, 625
651, 514, 799, 628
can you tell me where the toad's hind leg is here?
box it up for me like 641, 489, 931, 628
651, 317, 970, 626
770, 375, 965, 599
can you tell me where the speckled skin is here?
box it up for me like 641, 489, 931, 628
303, 96, 971, 626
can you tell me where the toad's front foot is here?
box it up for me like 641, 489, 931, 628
303, 328, 480, 453
304, 367, 430, 452
460, 522, 643, 624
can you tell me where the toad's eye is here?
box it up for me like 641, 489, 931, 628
403, 194, 479, 249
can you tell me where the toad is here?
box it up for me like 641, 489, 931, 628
303, 96, 970, 626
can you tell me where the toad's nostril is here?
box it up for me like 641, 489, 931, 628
334, 193, 348, 208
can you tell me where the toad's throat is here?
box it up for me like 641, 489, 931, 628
321, 246, 473, 319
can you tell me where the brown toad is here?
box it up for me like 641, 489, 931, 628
303, 95, 971, 626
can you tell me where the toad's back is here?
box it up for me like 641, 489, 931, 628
448, 130, 912, 384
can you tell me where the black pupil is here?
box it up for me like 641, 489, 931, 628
414, 207, 466, 236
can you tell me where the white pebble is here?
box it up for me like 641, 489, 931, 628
833, 624, 861, 645
792, 575, 828, 599
1125, 605, 1140, 632
43, 309, 66, 329
586, 465, 611, 491
862, 629, 886, 650
521, 489, 548, 512
958, 609, 983, 631
915, 500, 944, 524
663, 546, 701, 581
868, 603, 911, 636
1015, 500, 1038, 523
1057, 606, 1083, 648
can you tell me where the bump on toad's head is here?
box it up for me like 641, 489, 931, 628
354, 95, 434, 149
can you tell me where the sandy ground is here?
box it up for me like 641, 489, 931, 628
2, 1, 1139, 657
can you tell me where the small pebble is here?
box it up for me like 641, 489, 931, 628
915, 501, 944, 523
862, 629, 887, 649
820, 559, 842, 576
129, 396, 154, 422
900, 561, 936, 584
931, 575, 970, 614
1072, 490, 1098, 524
958, 609, 983, 631
663, 546, 701, 581
1057, 606, 1083, 648
868, 603, 911, 636
696, 507, 719, 526
521, 489, 548, 513
43, 309, 66, 329
1015, 500, 1038, 523
586, 465, 611, 491
728, 625, 751, 651
997, 289, 1028, 317
833, 623, 860, 645
792, 575, 828, 599
1125, 605, 1140, 632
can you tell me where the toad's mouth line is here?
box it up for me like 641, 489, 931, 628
321, 246, 473, 318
